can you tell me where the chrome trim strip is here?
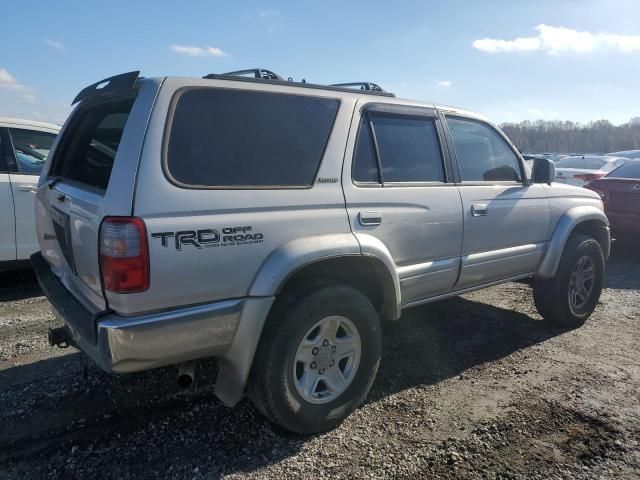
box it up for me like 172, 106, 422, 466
463, 243, 545, 267
396, 257, 458, 280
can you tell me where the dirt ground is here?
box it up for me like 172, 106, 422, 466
1, 243, 639, 479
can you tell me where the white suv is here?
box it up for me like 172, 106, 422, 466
0, 118, 59, 266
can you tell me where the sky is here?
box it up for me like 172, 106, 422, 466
2, 0, 640, 126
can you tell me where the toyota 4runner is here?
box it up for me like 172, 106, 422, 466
33, 69, 610, 434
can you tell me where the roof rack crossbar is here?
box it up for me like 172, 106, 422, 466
329, 82, 385, 92
205, 68, 284, 81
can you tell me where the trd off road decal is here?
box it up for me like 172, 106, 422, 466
151, 226, 264, 250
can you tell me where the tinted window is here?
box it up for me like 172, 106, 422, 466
52, 97, 134, 189
555, 156, 608, 169
372, 115, 444, 183
447, 117, 522, 182
352, 120, 379, 183
607, 160, 640, 179
167, 89, 339, 187
9, 128, 57, 175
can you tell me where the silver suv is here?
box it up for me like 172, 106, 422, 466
33, 70, 610, 434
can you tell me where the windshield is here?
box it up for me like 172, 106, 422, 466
555, 156, 607, 170
607, 160, 640, 179
9, 128, 57, 175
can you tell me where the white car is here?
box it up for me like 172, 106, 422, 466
554, 155, 628, 187
606, 149, 640, 160
0, 117, 59, 266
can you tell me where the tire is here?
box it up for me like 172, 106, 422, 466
533, 233, 604, 327
248, 283, 382, 434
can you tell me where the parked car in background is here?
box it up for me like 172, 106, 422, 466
554, 155, 628, 186
0, 118, 59, 267
585, 160, 640, 241
606, 149, 640, 160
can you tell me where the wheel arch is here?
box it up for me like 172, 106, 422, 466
249, 233, 402, 320
536, 206, 610, 279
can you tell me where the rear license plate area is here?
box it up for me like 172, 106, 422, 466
51, 207, 77, 274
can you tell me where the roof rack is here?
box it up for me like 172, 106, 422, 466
203, 68, 394, 97
329, 82, 385, 92
221, 68, 284, 81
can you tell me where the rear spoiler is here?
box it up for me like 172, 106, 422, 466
72, 71, 140, 105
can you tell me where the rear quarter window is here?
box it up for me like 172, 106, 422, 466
165, 88, 339, 188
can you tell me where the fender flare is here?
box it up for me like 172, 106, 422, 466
249, 233, 362, 296
249, 233, 401, 315
214, 233, 401, 406
536, 206, 610, 279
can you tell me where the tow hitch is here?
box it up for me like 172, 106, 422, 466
48, 326, 71, 348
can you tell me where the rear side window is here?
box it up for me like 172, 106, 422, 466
51, 97, 134, 190
555, 157, 607, 169
352, 113, 445, 184
447, 117, 522, 182
8, 128, 57, 175
166, 89, 339, 188
607, 160, 640, 179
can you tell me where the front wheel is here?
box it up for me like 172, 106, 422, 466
534, 233, 604, 327
248, 283, 382, 434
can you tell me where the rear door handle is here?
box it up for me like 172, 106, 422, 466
471, 203, 489, 217
359, 211, 382, 226
18, 185, 38, 193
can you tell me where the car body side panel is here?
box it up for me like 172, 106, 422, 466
10, 173, 44, 259
455, 184, 550, 288
0, 173, 16, 262
123, 78, 357, 315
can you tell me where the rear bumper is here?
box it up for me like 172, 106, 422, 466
31, 253, 269, 384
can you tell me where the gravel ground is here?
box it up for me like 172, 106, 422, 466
1, 243, 639, 479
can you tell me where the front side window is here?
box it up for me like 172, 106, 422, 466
9, 128, 57, 175
447, 117, 522, 182
166, 89, 339, 188
352, 112, 445, 184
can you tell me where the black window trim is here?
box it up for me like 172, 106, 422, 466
0, 128, 11, 173
443, 113, 528, 186
162, 86, 341, 190
351, 103, 452, 188
6, 127, 58, 176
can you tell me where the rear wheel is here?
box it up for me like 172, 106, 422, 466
248, 283, 382, 434
533, 233, 604, 327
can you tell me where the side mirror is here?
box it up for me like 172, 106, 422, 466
532, 158, 555, 185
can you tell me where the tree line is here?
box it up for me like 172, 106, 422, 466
500, 117, 640, 154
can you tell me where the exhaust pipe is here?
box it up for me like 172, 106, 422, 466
177, 360, 197, 388
48, 326, 71, 348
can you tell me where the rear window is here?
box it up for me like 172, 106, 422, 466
51, 97, 134, 190
166, 89, 339, 188
556, 156, 607, 169
607, 161, 640, 179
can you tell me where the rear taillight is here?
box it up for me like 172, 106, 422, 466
575, 173, 605, 182
584, 182, 607, 200
100, 217, 149, 293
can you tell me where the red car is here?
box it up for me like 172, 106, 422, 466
585, 160, 640, 240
